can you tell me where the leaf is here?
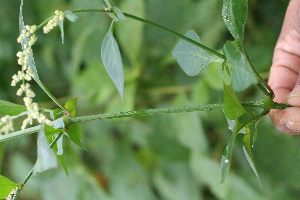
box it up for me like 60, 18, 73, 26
223, 83, 247, 120
243, 130, 261, 187
223, 41, 257, 91
172, 30, 221, 76
0, 100, 26, 116
101, 22, 124, 101
45, 124, 64, 138
32, 124, 58, 176
66, 123, 85, 149
220, 119, 247, 183
111, 6, 126, 21
64, 10, 78, 22
58, 19, 64, 44
222, 0, 247, 46
220, 131, 236, 184
64, 98, 78, 117
104, 0, 126, 21
0, 175, 20, 199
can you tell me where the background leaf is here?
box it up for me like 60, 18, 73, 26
101, 22, 124, 101
0, 100, 26, 116
172, 30, 221, 76
223, 41, 257, 91
222, 0, 247, 45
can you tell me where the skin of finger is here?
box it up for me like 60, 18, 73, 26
268, 0, 300, 134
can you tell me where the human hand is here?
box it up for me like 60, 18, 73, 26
269, 0, 300, 135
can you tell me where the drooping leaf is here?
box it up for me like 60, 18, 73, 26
50, 134, 69, 177
243, 130, 261, 187
64, 10, 78, 22
223, 83, 247, 120
0, 100, 26, 116
223, 41, 257, 91
64, 98, 78, 117
220, 131, 236, 184
172, 30, 221, 76
19, 0, 39, 80
222, 0, 247, 46
0, 175, 20, 199
58, 19, 64, 44
66, 123, 85, 149
32, 124, 58, 176
220, 118, 249, 183
101, 22, 124, 101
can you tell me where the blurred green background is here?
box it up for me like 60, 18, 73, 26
1, 0, 300, 199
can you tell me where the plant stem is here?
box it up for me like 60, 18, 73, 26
71, 9, 226, 60
65, 100, 290, 124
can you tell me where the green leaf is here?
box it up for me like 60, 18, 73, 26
64, 10, 78, 22
64, 98, 78, 117
220, 118, 248, 183
243, 130, 261, 187
223, 83, 247, 120
104, 0, 126, 21
222, 0, 247, 45
220, 131, 236, 184
0, 175, 20, 199
172, 30, 221, 76
32, 124, 58, 176
0, 100, 26, 116
51, 134, 69, 177
101, 22, 124, 101
223, 41, 257, 91
45, 124, 64, 139
66, 123, 85, 149
58, 19, 64, 44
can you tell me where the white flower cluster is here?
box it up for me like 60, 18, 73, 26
6, 186, 20, 200
11, 24, 52, 130
0, 115, 14, 135
43, 10, 65, 34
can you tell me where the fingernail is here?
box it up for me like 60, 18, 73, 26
286, 120, 300, 132
287, 71, 300, 106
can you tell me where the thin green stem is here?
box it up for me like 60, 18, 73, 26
65, 100, 290, 124
35, 80, 69, 115
66, 104, 224, 124
243, 49, 274, 97
71, 9, 226, 60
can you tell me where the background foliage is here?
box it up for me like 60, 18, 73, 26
1, 0, 300, 199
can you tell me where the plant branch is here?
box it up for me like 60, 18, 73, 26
71, 9, 226, 60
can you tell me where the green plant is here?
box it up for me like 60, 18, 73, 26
0, 0, 293, 199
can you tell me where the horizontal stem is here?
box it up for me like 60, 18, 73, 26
67, 104, 224, 124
